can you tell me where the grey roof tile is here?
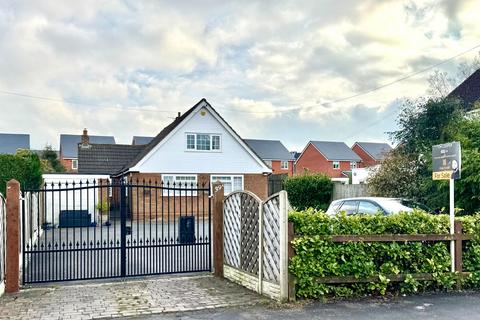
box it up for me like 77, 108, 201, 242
244, 139, 294, 160
354, 142, 392, 161
78, 144, 145, 175
0, 133, 30, 154
310, 141, 362, 161
60, 134, 115, 158
132, 136, 154, 145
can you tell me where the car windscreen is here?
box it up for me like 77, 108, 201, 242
379, 199, 414, 214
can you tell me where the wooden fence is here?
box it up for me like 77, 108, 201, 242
332, 183, 370, 200
288, 220, 471, 289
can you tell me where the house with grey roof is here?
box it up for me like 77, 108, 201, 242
132, 136, 154, 145
295, 141, 362, 181
76, 99, 271, 202
352, 142, 392, 167
244, 139, 295, 176
0, 133, 30, 154
59, 129, 115, 172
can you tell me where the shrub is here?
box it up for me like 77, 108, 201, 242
0, 150, 42, 195
289, 209, 480, 299
283, 173, 332, 210
96, 201, 109, 213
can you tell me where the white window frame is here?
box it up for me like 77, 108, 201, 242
71, 159, 78, 170
185, 133, 222, 152
350, 161, 357, 170
332, 161, 340, 170
210, 175, 244, 195
281, 161, 289, 170
162, 174, 198, 196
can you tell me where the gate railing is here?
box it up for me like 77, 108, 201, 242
223, 190, 290, 301
21, 179, 212, 284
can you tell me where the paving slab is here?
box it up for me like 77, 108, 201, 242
0, 274, 269, 320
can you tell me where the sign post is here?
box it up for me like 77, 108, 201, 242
432, 142, 461, 273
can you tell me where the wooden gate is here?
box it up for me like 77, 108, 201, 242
223, 190, 290, 301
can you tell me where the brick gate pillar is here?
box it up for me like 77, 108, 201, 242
212, 181, 224, 277
5, 179, 20, 293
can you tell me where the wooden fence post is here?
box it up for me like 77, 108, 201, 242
212, 181, 224, 277
6, 179, 20, 293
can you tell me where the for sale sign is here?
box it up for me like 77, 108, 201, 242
432, 142, 461, 180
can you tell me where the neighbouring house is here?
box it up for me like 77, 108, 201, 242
244, 139, 295, 176
447, 68, 480, 109
59, 130, 115, 172
295, 141, 362, 182
76, 98, 271, 220
351, 142, 392, 167
0, 133, 30, 154
132, 136, 154, 145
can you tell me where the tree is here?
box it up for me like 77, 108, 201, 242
389, 98, 464, 154
40, 145, 65, 173
0, 149, 43, 195
370, 97, 480, 213
367, 148, 427, 202
427, 51, 480, 98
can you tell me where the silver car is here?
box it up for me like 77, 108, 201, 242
326, 197, 431, 216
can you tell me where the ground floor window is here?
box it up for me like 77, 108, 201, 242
211, 175, 243, 195
162, 174, 198, 195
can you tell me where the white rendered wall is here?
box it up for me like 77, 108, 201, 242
133, 107, 269, 174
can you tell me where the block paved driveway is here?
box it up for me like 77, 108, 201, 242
0, 274, 269, 320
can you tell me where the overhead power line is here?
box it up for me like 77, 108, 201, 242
0, 43, 479, 115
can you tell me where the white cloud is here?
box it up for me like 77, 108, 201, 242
0, 0, 479, 150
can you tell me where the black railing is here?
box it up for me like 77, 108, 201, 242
21, 179, 211, 284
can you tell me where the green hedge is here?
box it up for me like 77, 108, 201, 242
289, 209, 480, 298
0, 151, 42, 195
283, 173, 332, 210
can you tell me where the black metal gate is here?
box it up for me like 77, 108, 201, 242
21, 179, 211, 284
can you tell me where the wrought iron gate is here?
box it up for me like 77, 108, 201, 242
21, 179, 211, 284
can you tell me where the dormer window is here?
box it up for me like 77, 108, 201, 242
186, 133, 221, 151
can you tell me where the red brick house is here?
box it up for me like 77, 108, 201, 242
351, 142, 392, 167
244, 139, 295, 176
295, 141, 362, 181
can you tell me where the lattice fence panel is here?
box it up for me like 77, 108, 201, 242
240, 193, 260, 275
223, 193, 241, 268
263, 195, 280, 283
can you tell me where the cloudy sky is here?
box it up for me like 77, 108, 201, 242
1, 0, 479, 152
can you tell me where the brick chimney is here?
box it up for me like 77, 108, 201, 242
81, 128, 89, 146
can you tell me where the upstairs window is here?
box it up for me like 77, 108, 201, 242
281, 161, 289, 169
186, 133, 221, 151
333, 161, 340, 169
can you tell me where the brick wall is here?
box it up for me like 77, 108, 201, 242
352, 144, 378, 168
60, 157, 77, 173
126, 172, 267, 219
295, 143, 358, 178
244, 174, 268, 200
270, 160, 294, 176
